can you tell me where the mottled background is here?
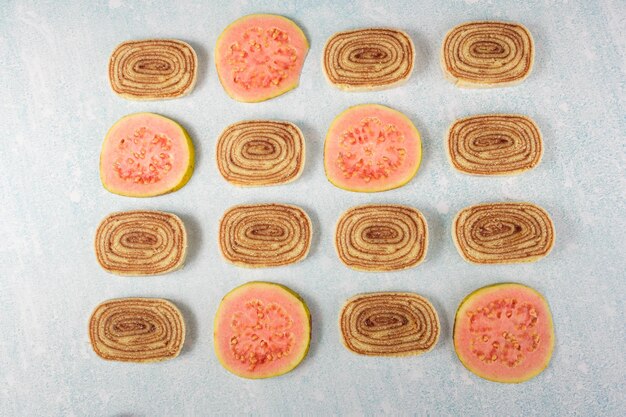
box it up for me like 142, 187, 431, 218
1, 0, 624, 416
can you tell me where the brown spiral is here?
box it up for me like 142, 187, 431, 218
95, 210, 186, 276
89, 298, 185, 362
447, 114, 543, 175
219, 204, 312, 268
442, 21, 534, 87
323, 28, 414, 91
340, 292, 440, 356
335, 205, 427, 271
109, 39, 197, 100
216, 120, 305, 187
453, 202, 555, 264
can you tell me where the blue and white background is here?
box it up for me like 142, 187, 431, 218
1, 0, 624, 416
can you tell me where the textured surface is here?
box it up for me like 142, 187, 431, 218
0, 0, 624, 416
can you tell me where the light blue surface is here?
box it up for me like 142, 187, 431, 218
1, 0, 625, 416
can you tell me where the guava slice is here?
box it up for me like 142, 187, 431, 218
214, 281, 311, 379
324, 104, 422, 192
100, 113, 194, 197
215, 14, 309, 102
454, 283, 555, 383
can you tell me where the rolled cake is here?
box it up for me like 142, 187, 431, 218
453, 202, 554, 264
335, 204, 427, 271
95, 210, 186, 276
340, 292, 440, 356
216, 120, 305, 187
447, 114, 543, 175
219, 204, 312, 268
441, 21, 534, 87
109, 39, 197, 100
89, 298, 185, 362
323, 28, 414, 91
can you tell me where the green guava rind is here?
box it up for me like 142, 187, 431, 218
324, 104, 422, 192
100, 112, 194, 197
215, 14, 309, 103
213, 281, 311, 379
453, 282, 555, 383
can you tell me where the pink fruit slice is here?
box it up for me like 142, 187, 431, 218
214, 281, 311, 379
324, 104, 422, 192
454, 283, 555, 383
100, 113, 194, 197
215, 14, 309, 102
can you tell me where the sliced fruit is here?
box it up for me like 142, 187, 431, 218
215, 14, 309, 102
100, 113, 194, 197
454, 283, 555, 383
324, 104, 421, 192
214, 281, 311, 379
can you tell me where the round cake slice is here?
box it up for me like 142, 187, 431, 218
109, 39, 197, 100
219, 204, 312, 268
447, 114, 543, 175
89, 298, 185, 362
335, 204, 428, 271
453, 202, 555, 264
323, 28, 414, 91
441, 21, 534, 88
340, 292, 440, 356
216, 120, 305, 186
95, 210, 187, 276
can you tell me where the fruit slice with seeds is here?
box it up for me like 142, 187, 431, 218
215, 14, 309, 102
100, 113, 194, 197
324, 104, 421, 192
454, 283, 555, 383
214, 281, 311, 379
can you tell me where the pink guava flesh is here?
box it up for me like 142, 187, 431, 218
324, 104, 421, 192
100, 113, 193, 197
215, 14, 309, 102
214, 282, 311, 379
454, 283, 554, 383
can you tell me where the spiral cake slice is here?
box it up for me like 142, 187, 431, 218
323, 28, 414, 91
335, 205, 427, 271
442, 21, 534, 87
340, 292, 440, 356
109, 39, 197, 100
219, 204, 312, 268
95, 210, 186, 276
217, 120, 305, 186
89, 298, 185, 362
447, 114, 542, 175
453, 202, 554, 264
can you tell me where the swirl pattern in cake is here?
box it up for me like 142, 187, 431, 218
217, 120, 305, 186
453, 202, 555, 264
340, 292, 440, 356
323, 28, 414, 91
219, 204, 312, 268
89, 298, 185, 362
447, 114, 543, 175
109, 39, 197, 100
335, 204, 427, 271
95, 210, 187, 276
442, 21, 534, 87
